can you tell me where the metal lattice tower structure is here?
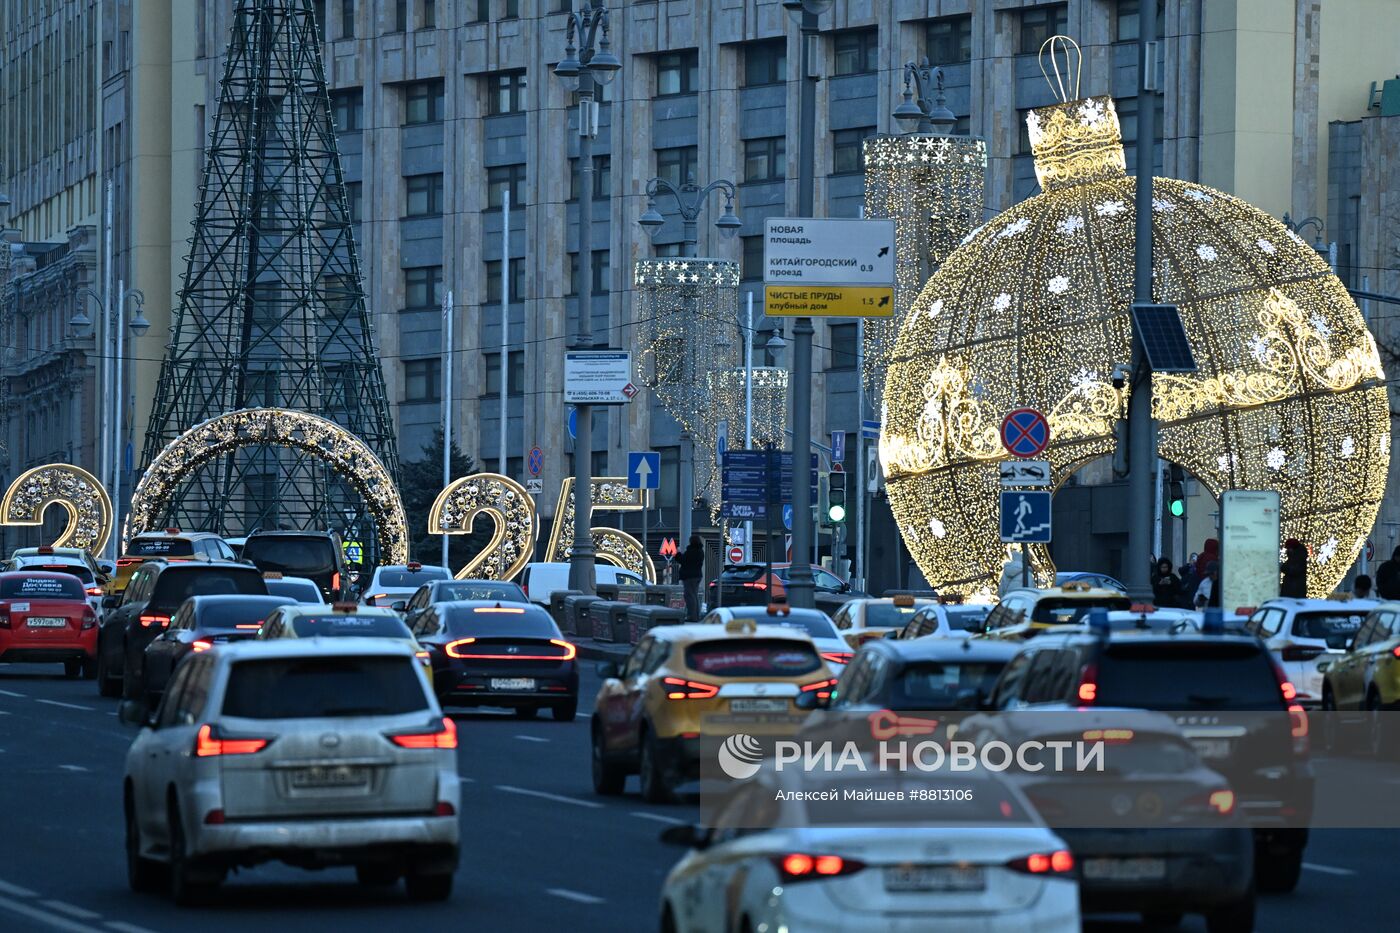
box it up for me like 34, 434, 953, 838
140, 0, 398, 548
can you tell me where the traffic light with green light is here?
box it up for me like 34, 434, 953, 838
1168, 464, 1186, 518
828, 470, 847, 524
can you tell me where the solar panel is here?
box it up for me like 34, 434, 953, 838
1131, 303, 1197, 373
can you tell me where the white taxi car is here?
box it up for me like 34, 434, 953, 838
1244, 597, 1375, 708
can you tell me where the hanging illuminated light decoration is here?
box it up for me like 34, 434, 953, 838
694, 366, 791, 519
881, 48, 1388, 598
862, 132, 987, 405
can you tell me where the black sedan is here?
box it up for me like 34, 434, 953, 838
401, 578, 530, 627
411, 600, 578, 721
140, 594, 295, 704
803, 636, 1019, 712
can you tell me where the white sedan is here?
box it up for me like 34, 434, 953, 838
701, 605, 854, 674
360, 562, 452, 609
659, 768, 1078, 933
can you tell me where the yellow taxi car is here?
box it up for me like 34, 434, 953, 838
979, 582, 1132, 641
109, 529, 236, 594
830, 593, 932, 649
1320, 602, 1400, 756
256, 601, 434, 685
590, 616, 836, 803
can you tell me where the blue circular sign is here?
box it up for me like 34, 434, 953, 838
1000, 408, 1051, 458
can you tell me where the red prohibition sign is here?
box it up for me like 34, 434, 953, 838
1000, 408, 1051, 458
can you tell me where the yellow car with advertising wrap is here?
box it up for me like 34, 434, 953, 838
979, 582, 1132, 641
590, 616, 836, 803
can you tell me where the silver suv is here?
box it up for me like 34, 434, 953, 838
120, 638, 461, 904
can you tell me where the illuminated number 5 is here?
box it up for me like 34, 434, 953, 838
545, 478, 657, 583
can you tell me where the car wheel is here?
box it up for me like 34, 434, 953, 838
591, 721, 626, 796
1204, 896, 1255, 933
639, 728, 674, 804
168, 797, 220, 906
355, 864, 400, 886
97, 650, 121, 698
514, 706, 539, 720
63, 659, 82, 679
552, 699, 578, 723
80, 655, 98, 680
404, 868, 453, 901
660, 903, 678, 933
1142, 911, 1184, 928
1255, 844, 1303, 893
122, 658, 143, 700
125, 793, 166, 893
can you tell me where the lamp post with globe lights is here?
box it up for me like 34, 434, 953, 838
554, 1, 621, 595
892, 60, 958, 134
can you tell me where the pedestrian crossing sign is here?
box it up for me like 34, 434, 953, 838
1000, 491, 1052, 543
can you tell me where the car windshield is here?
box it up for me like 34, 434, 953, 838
718, 566, 765, 582
863, 604, 922, 628
685, 639, 822, 677
222, 656, 429, 719
288, 613, 412, 638
197, 598, 291, 632
242, 537, 336, 575
889, 660, 1009, 707
376, 567, 450, 587
760, 613, 840, 639
434, 582, 528, 603
1292, 611, 1365, 645
1032, 597, 1133, 624
24, 563, 94, 584
127, 537, 195, 557
0, 574, 86, 600
945, 606, 992, 631
150, 569, 266, 609
264, 579, 322, 603
444, 607, 560, 638
1097, 642, 1283, 710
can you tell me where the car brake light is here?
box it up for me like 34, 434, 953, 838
1391, 645, 1400, 659
1076, 661, 1098, 704
741, 581, 767, 590
1007, 849, 1075, 875
773, 853, 864, 882
1280, 645, 1323, 662
85, 586, 104, 597
801, 678, 838, 699
139, 614, 171, 628
1280, 681, 1297, 700
663, 676, 720, 700
434, 801, 456, 817
192, 639, 213, 653
194, 724, 270, 757
203, 809, 225, 825
234, 623, 262, 630
820, 651, 853, 665
444, 637, 576, 660
331, 572, 341, 593
37, 546, 54, 555
1209, 789, 1235, 814
81, 609, 98, 630
117, 558, 140, 567
389, 716, 457, 750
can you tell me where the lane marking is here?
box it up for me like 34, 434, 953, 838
105, 922, 161, 933
514, 734, 549, 743
58, 765, 89, 773
0, 879, 37, 897
0, 893, 101, 933
1302, 862, 1356, 876
496, 784, 603, 809
546, 888, 606, 905
35, 700, 95, 712
0, 689, 26, 697
40, 901, 100, 920
630, 811, 685, 825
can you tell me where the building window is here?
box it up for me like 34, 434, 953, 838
504, 0, 519, 19
744, 39, 786, 87
569, 155, 611, 201
312, 1, 327, 41
487, 71, 527, 115
1020, 5, 1068, 55
339, 0, 354, 39
926, 15, 972, 65
1117, 95, 1163, 146
653, 243, 686, 258
394, 0, 407, 32
829, 323, 857, 370
483, 350, 525, 396
955, 115, 971, 135
1116, 0, 1165, 42
656, 50, 699, 96
1016, 109, 1034, 155
405, 173, 444, 217
569, 253, 610, 296
833, 28, 878, 77
404, 265, 442, 310
743, 137, 786, 183
404, 79, 445, 124
832, 127, 874, 174
471, 0, 488, 23
422, 0, 435, 29
248, 369, 280, 407
486, 163, 527, 209
656, 146, 698, 187
331, 88, 363, 131
485, 258, 526, 304
741, 235, 764, 281
322, 274, 357, 317
345, 181, 362, 222
404, 358, 441, 402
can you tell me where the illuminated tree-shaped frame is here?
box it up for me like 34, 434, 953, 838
127, 408, 408, 564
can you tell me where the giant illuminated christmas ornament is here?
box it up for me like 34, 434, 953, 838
881, 90, 1388, 598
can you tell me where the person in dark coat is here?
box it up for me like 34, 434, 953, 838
678, 534, 706, 621
1376, 548, 1400, 601
1195, 538, 1220, 578
1280, 539, 1308, 598
1151, 558, 1182, 609
1177, 561, 1199, 608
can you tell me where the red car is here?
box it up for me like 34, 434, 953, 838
0, 571, 99, 678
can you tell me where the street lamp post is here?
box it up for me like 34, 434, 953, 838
638, 177, 741, 548
554, 1, 621, 596
892, 59, 958, 134
1282, 213, 1337, 273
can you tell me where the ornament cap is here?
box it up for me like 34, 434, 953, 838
1027, 96, 1127, 192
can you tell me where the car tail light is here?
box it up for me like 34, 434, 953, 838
1076, 661, 1098, 704
1182, 789, 1236, 817
366, 593, 387, 604
662, 676, 720, 700
1007, 850, 1075, 875
444, 638, 576, 660
741, 581, 767, 590
0, 605, 10, 629
1081, 728, 1134, 744
117, 558, 140, 566
85, 586, 104, 597
801, 678, 838, 699
195, 724, 270, 757
821, 651, 854, 666
203, 809, 226, 825
331, 572, 341, 594
81, 609, 97, 631
434, 801, 456, 817
234, 623, 262, 630
389, 716, 458, 750
1391, 645, 1400, 659
139, 614, 170, 628
192, 639, 214, 653
1280, 644, 1324, 662
772, 853, 864, 882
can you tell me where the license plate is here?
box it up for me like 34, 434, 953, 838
490, 677, 535, 691
883, 865, 986, 892
1190, 738, 1231, 759
24, 617, 68, 628
290, 765, 368, 788
1082, 857, 1167, 881
730, 699, 788, 713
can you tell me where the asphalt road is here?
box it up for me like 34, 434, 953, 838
0, 660, 1396, 932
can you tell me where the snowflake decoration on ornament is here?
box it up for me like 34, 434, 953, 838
1196, 244, 1218, 262
998, 218, 1031, 238
1248, 336, 1270, 363
1071, 367, 1099, 396
1266, 447, 1286, 471
1340, 436, 1356, 458
1080, 98, 1105, 126
926, 298, 944, 320
993, 293, 1013, 312
1309, 314, 1331, 339
1257, 238, 1276, 255
1047, 276, 1071, 295
1317, 537, 1338, 566
1184, 188, 1214, 203
1095, 200, 1127, 217
1152, 197, 1175, 213
1056, 215, 1085, 236
929, 517, 947, 538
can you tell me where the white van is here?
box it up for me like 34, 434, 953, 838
518, 562, 645, 606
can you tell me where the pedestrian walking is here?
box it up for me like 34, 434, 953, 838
1151, 558, 1182, 609
1375, 547, 1400, 600
678, 534, 706, 621
1194, 561, 1221, 609
1280, 538, 1308, 598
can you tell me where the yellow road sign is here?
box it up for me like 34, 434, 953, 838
763, 285, 894, 318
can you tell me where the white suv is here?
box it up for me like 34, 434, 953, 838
121, 638, 461, 904
1244, 597, 1376, 708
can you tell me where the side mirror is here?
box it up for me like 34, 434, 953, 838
101, 595, 120, 610
97, 560, 116, 577
884, 629, 899, 639
596, 660, 621, 680
391, 600, 407, 612
1317, 660, 1332, 673
659, 823, 711, 849
840, 581, 852, 593
118, 699, 154, 728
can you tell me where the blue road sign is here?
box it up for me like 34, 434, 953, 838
720, 451, 818, 511
567, 407, 578, 441
861, 419, 880, 440
831, 430, 846, 464
1000, 408, 1050, 459
528, 446, 544, 477
782, 504, 794, 531
627, 451, 661, 490
1000, 490, 1053, 543
721, 502, 767, 521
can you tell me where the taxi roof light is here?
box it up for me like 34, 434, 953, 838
331, 601, 358, 613
892, 593, 915, 608
727, 617, 761, 633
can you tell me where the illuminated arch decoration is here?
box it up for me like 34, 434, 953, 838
881, 93, 1388, 598
428, 473, 538, 581
0, 464, 114, 553
127, 409, 408, 564
545, 478, 658, 583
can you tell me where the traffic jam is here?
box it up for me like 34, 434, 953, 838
0, 530, 1395, 932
